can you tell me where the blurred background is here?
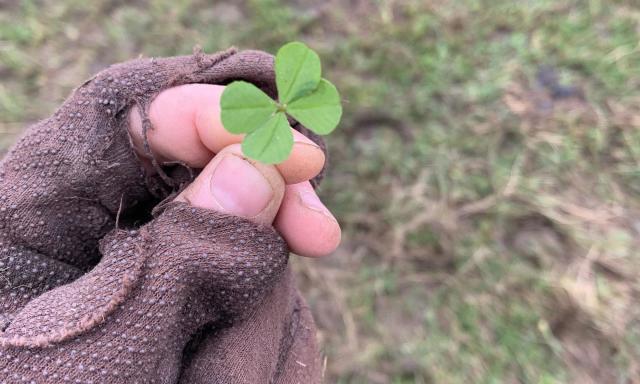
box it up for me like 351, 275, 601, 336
1, 1, 639, 382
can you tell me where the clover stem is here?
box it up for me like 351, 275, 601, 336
276, 103, 288, 113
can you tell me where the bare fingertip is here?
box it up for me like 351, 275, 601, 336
278, 142, 326, 184
275, 182, 341, 258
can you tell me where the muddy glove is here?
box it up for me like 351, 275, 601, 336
0, 49, 333, 383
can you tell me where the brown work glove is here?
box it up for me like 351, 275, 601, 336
0, 49, 326, 383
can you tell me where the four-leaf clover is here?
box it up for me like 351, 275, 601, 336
220, 42, 342, 164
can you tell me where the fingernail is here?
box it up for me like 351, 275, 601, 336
210, 155, 274, 218
295, 139, 320, 148
293, 131, 321, 148
298, 190, 336, 221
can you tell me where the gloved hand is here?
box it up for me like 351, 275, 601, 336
0, 48, 340, 383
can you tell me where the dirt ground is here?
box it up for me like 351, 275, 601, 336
1, 1, 639, 383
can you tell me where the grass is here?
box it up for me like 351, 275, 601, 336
1, 0, 639, 382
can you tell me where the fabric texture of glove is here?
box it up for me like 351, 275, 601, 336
0, 48, 323, 383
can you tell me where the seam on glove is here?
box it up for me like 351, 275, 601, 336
0, 229, 151, 348
272, 294, 303, 383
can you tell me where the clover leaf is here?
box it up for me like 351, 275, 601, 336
220, 41, 342, 164
276, 41, 322, 104
287, 79, 342, 135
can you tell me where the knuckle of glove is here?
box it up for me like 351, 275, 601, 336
140, 202, 288, 319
